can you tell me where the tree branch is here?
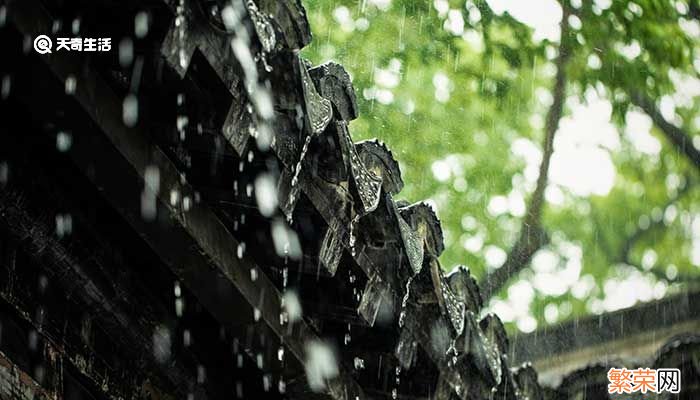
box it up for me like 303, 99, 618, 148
689, 0, 700, 21
619, 179, 695, 269
587, 179, 699, 289
629, 91, 700, 170
480, 6, 572, 300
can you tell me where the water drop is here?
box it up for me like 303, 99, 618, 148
183, 329, 191, 347
56, 131, 72, 152
1, 75, 11, 99
135, 11, 150, 38
282, 291, 302, 323
278, 379, 286, 393
278, 346, 285, 361
119, 38, 134, 67
55, 213, 73, 237
65, 75, 77, 95
254, 307, 261, 321
169, 189, 180, 206
197, 365, 206, 383
71, 18, 81, 35
123, 94, 139, 127
152, 326, 172, 363
353, 357, 365, 370
304, 341, 339, 392
175, 298, 184, 317
0, 162, 7, 185
236, 381, 243, 398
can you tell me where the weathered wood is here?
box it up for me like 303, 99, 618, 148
4, 1, 366, 398
0, 191, 190, 400
0, 351, 53, 400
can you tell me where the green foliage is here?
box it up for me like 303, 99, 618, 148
302, 0, 700, 332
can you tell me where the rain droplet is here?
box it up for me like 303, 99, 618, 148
38, 275, 49, 293
255, 173, 278, 217
175, 298, 184, 317
169, 189, 180, 207
353, 357, 365, 370
304, 341, 339, 392
152, 325, 172, 363
1, 75, 11, 99
65, 75, 77, 95
277, 346, 285, 361
0, 162, 7, 185
122, 94, 139, 127
282, 291, 302, 323
254, 307, 261, 321
28, 330, 38, 351
55, 213, 73, 237
119, 38, 134, 67
183, 329, 191, 347
71, 18, 81, 35
56, 131, 72, 152
134, 11, 150, 38
197, 365, 206, 383
142, 165, 159, 192
141, 191, 157, 221
271, 219, 302, 259
177, 115, 189, 140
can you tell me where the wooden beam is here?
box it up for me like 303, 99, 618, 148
5, 1, 365, 398
0, 351, 53, 400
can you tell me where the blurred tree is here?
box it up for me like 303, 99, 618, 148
302, 0, 700, 333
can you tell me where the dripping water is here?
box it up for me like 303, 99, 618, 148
344, 323, 351, 345
349, 213, 360, 256
286, 134, 313, 223
176, 0, 187, 69
392, 366, 401, 399
398, 276, 414, 328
